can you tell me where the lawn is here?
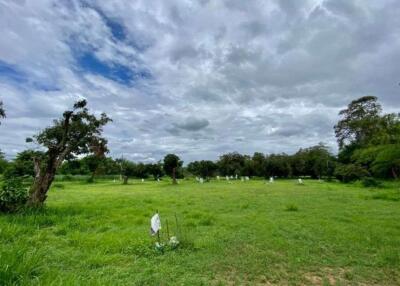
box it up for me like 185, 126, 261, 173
1, 179, 400, 285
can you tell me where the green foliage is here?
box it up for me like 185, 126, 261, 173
334, 96, 382, 149
26, 100, 111, 206
0, 150, 8, 174
334, 96, 400, 180
163, 154, 183, 180
0, 248, 46, 285
187, 160, 218, 179
264, 153, 292, 178
370, 144, 400, 179
30, 100, 111, 158
334, 164, 370, 183
12, 150, 46, 177
251, 152, 265, 177
146, 162, 164, 180
0, 177, 28, 213
217, 152, 246, 176
361, 177, 382, 188
292, 143, 335, 179
352, 144, 400, 179
59, 159, 89, 175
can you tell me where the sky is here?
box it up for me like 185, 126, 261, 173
0, 0, 399, 163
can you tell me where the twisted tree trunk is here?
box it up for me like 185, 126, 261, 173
27, 171, 56, 207
27, 158, 57, 207
27, 150, 67, 207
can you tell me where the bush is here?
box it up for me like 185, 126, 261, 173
0, 177, 29, 213
334, 164, 370, 183
3, 165, 19, 180
362, 177, 382, 188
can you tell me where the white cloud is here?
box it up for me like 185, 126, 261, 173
0, 0, 399, 162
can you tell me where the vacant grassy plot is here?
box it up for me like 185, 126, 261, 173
1, 179, 400, 285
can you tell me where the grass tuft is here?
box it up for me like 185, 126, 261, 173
285, 204, 299, 212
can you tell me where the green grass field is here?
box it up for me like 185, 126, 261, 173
1, 179, 400, 285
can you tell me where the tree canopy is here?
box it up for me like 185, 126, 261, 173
27, 99, 111, 206
187, 160, 218, 180
334, 96, 382, 149
163, 154, 183, 184
334, 96, 400, 180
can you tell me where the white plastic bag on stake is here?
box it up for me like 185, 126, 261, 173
150, 213, 161, 236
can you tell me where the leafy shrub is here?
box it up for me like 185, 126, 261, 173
362, 177, 382, 188
0, 177, 28, 213
2, 165, 19, 180
334, 164, 370, 183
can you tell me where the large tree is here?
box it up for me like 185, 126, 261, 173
293, 143, 334, 179
251, 152, 266, 177
26, 100, 111, 206
264, 153, 292, 178
217, 152, 246, 176
163, 154, 183, 184
118, 159, 136, 184
147, 162, 164, 180
334, 96, 382, 149
0, 100, 5, 124
187, 160, 218, 180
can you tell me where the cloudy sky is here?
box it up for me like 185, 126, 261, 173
0, 0, 399, 162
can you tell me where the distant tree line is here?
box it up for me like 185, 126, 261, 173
1, 143, 335, 181
0, 95, 399, 212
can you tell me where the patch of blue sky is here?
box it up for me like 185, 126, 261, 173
77, 52, 152, 86
83, 4, 127, 42
0, 60, 28, 84
105, 17, 126, 41
0, 60, 60, 91
104, 18, 149, 52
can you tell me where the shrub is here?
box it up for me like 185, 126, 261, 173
334, 164, 370, 183
0, 177, 28, 213
362, 177, 382, 188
